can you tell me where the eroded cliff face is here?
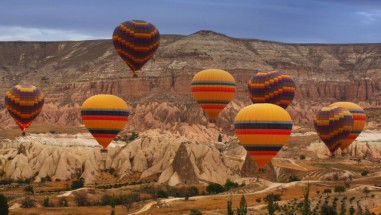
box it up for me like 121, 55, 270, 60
1, 30, 381, 133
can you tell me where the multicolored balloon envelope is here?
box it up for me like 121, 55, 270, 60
4, 84, 44, 132
112, 20, 160, 77
248, 71, 296, 109
191, 69, 236, 122
81, 94, 129, 149
234, 103, 293, 168
314, 106, 354, 154
329, 102, 366, 150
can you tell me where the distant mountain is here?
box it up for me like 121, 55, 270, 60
1, 30, 381, 134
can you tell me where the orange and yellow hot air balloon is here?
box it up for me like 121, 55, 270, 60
314, 106, 354, 154
4, 84, 44, 135
329, 102, 366, 150
234, 103, 293, 169
191, 69, 236, 122
81, 94, 129, 151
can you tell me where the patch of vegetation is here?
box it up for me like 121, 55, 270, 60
113, 132, 139, 143
361, 170, 369, 176
0, 194, 8, 215
206, 182, 225, 194
21, 196, 36, 208
71, 178, 84, 190
288, 175, 300, 182
24, 185, 34, 194
224, 179, 239, 191
190, 208, 203, 215
313, 162, 363, 173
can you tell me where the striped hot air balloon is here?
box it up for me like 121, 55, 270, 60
314, 106, 354, 154
248, 71, 296, 109
330, 102, 366, 150
112, 20, 160, 77
4, 84, 44, 134
234, 103, 293, 169
191, 69, 236, 122
81, 94, 129, 150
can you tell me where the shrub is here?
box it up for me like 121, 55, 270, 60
71, 178, 84, 190
21, 196, 36, 208
288, 175, 300, 182
206, 183, 225, 194
156, 189, 168, 198
190, 208, 202, 215
0, 194, 8, 215
224, 179, 239, 191
334, 186, 346, 195
43, 197, 53, 207
24, 185, 34, 195
361, 170, 369, 176
299, 155, 306, 160
58, 197, 68, 207
218, 134, 223, 142
74, 192, 89, 206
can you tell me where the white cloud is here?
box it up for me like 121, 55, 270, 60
0, 26, 104, 41
356, 11, 381, 23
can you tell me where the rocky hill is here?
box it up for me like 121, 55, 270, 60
1, 30, 381, 134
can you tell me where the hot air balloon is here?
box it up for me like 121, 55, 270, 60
248, 71, 296, 109
112, 20, 160, 77
329, 102, 366, 150
191, 69, 236, 123
81, 94, 129, 151
4, 84, 44, 135
314, 106, 354, 154
234, 103, 293, 169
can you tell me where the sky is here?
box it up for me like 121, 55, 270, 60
0, 0, 380, 43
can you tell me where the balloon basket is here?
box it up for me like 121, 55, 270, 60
22, 131, 26, 136
132, 73, 138, 78
100, 148, 108, 153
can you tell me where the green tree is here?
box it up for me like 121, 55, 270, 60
24, 185, 34, 195
266, 194, 279, 215
361, 170, 369, 176
21, 196, 36, 208
218, 134, 223, 142
156, 189, 168, 198
71, 178, 84, 190
334, 186, 346, 196
0, 194, 8, 215
129, 132, 139, 141
224, 179, 239, 191
321, 204, 337, 215
227, 196, 234, 215
349, 205, 355, 215
190, 208, 202, 215
206, 183, 225, 194
339, 198, 346, 215
43, 197, 52, 207
323, 188, 332, 196
236, 195, 247, 215
302, 183, 311, 215
363, 187, 371, 197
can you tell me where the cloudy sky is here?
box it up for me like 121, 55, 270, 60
1, 0, 380, 43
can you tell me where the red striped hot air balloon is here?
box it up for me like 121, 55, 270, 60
4, 84, 44, 135
248, 71, 296, 109
191, 69, 236, 123
112, 20, 160, 77
81, 94, 129, 151
329, 102, 366, 150
234, 103, 293, 169
314, 106, 354, 154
